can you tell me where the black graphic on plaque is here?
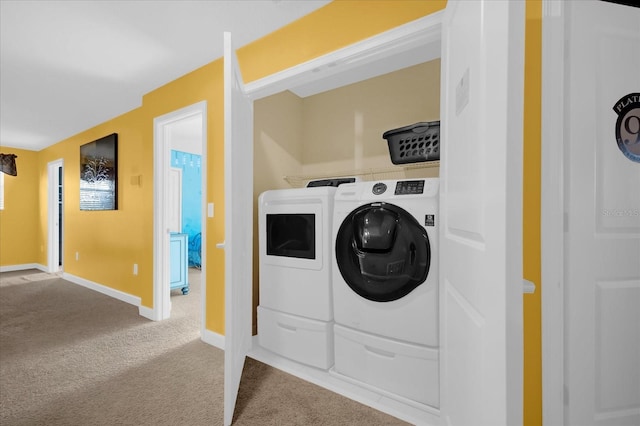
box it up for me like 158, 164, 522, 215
613, 92, 640, 163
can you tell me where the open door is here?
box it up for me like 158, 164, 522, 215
222, 31, 254, 426
439, 1, 525, 424
47, 159, 63, 273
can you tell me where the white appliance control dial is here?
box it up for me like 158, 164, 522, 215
372, 182, 387, 195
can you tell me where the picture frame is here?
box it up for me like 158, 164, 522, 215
80, 133, 118, 210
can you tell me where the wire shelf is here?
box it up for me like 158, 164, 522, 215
282, 162, 439, 188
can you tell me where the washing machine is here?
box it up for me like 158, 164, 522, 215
257, 180, 351, 369
331, 178, 439, 407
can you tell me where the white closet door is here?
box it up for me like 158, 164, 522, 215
564, 2, 640, 425
439, 0, 525, 424
222, 31, 254, 426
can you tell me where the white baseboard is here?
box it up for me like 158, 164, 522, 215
138, 305, 158, 321
0, 263, 48, 273
62, 272, 141, 308
202, 328, 225, 350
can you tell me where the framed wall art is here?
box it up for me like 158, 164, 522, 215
80, 133, 118, 210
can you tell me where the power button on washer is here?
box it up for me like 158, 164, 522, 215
372, 182, 387, 195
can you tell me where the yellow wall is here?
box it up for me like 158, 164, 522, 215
523, 1, 542, 425
141, 59, 227, 333
0, 148, 40, 266
1, 0, 444, 334
238, 0, 448, 83
31, 108, 155, 304
27, 60, 226, 330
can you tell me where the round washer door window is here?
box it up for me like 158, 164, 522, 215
335, 202, 430, 302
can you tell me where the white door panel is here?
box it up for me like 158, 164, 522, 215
565, 2, 640, 425
440, 1, 524, 425
223, 32, 254, 426
169, 167, 182, 233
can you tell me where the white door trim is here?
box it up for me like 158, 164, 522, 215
152, 101, 207, 322
47, 159, 63, 273
235, 3, 524, 424
244, 13, 443, 100
541, 1, 565, 423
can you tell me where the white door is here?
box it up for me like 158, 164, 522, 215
440, 1, 525, 425
222, 31, 254, 426
564, 2, 640, 425
168, 167, 182, 233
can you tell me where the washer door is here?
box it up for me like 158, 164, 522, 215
335, 202, 430, 302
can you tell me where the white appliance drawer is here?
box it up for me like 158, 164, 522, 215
258, 306, 334, 370
333, 324, 439, 407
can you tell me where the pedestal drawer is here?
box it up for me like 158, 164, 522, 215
258, 306, 333, 369
334, 324, 439, 407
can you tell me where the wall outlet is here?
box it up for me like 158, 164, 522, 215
208, 202, 214, 218
133, 264, 138, 276
75, 252, 79, 261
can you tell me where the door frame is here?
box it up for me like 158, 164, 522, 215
243, 13, 443, 99
236, 15, 444, 426
47, 159, 63, 273
153, 101, 207, 323
541, 1, 566, 423
231, 6, 524, 424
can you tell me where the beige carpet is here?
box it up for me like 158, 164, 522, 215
0, 269, 408, 425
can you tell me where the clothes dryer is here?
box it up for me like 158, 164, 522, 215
331, 178, 439, 406
257, 185, 337, 369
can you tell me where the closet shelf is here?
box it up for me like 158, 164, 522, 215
283, 161, 439, 188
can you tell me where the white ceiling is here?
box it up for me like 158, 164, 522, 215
0, 0, 331, 151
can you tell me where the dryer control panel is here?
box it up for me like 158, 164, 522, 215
394, 179, 425, 195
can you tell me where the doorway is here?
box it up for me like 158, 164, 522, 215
47, 159, 63, 273
153, 102, 207, 333
225, 2, 526, 422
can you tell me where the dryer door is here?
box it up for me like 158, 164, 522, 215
335, 202, 430, 302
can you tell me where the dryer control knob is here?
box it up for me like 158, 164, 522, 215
372, 182, 387, 195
